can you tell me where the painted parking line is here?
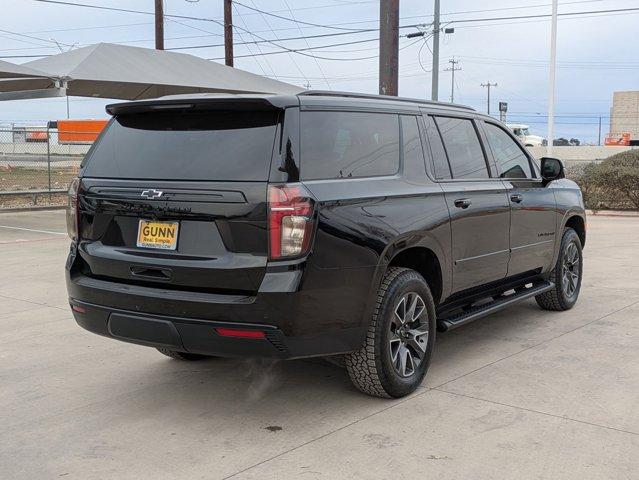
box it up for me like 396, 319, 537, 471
0, 236, 68, 245
0, 225, 67, 235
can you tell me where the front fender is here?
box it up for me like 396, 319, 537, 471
549, 178, 586, 265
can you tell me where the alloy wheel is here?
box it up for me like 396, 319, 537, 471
562, 241, 580, 298
389, 292, 430, 378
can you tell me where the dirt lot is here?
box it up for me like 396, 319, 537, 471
0, 165, 78, 191
0, 211, 637, 479
0, 166, 76, 209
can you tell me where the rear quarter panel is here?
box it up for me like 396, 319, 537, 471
303, 176, 452, 331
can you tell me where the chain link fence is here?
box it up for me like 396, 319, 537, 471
0, 127, 89, 209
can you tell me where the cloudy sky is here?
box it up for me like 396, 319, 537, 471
1, 0, 638, 142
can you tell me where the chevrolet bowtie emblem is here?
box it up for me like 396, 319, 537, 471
140, 189, 163, 199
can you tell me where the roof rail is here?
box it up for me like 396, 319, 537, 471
298, 90, 475, 112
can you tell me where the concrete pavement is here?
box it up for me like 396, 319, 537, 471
0, 211, 637, 479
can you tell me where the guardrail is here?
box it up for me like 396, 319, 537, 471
0, 128, 85, 209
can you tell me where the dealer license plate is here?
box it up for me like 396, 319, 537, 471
136, 220, 179, 250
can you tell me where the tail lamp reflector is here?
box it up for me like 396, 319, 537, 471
215, 328, 266, 339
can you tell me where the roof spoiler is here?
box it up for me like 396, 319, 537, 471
106, 95, 296, 116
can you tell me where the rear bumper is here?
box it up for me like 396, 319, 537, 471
66, 251, 374, 359
69, 299, 363, 359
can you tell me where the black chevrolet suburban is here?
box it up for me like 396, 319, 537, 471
66, 91, 586, 398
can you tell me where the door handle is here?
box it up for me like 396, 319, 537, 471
510, 193, 524, 203
454, 198, 472, 209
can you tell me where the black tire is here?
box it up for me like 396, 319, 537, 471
536, 227, 583, 311
156, 348, 211, 361
344, 267, 436, 398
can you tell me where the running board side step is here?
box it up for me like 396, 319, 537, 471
437, 281, 555, 332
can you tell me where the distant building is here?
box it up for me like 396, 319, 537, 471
610, 91, 639, 140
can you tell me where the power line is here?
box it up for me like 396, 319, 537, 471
166, 29, 376, 51
0, 28, 75, 48
12, 1, 639, 63
446, 6, 639, 25
29, 0, 639, 32
233, 0, 365, 32
20, 22, 153, 35
239, 0, 290, 80
417, 36, 434, 74
230, 4, 270, 76
93, 0, 611, 48
0, 36, 405, 60
22, 0, 609, 36
28, 0, 376, 62
281, 0, 331, 89
206, 36, 390, 61
458, 55, 639, 66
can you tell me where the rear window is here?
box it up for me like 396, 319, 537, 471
300, 111, 400, 180
83, 111, 278, 181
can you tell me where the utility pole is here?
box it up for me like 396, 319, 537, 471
598, 116, 602, 146
154, 0, 164, 50
547, 0, 558, 155
379, 0, 399, 96
224, 0, 234, 67
431, 0, 440, 101
444, 57, 461, 103
481, 82, 497, 115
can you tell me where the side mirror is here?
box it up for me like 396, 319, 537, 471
540, 157, 565, 185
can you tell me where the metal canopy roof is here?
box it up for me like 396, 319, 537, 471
0, 43, 302, 101
0, 60, 58, 101
0, 60, 49, 79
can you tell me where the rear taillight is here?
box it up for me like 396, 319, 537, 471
268, 184, 316, 260
66, 177, 80, 240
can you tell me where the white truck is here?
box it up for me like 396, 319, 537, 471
507, 123, 546, 147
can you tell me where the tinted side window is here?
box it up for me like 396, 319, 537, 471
435, 117, 489, 179
424, 115, 451, 179
483, 122, 533, 179
300, 111, 400, 180
400, 115, 424, 167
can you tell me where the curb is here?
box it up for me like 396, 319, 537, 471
0, 205, 66, 214
586, 209, 639, 218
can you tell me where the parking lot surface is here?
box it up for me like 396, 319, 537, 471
1, 211, 638, 479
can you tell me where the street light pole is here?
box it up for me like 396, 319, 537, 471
547, 0, 558, 155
